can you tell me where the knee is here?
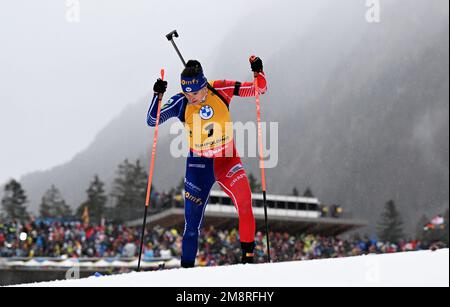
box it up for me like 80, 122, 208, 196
237, 198, 254, 217
183, 229, 199, 241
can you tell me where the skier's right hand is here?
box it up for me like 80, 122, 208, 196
153, 78, 168, 95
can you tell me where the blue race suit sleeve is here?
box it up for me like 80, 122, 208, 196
147, 93, 186, 127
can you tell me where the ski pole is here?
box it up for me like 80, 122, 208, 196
251, 58, 271, 263
137, 68, 165, 272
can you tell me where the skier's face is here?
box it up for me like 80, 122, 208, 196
185, 87, 207, 105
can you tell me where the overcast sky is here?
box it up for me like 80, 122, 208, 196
1, 0, 304, 184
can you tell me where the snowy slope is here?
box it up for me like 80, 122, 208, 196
14, 249, 449, 287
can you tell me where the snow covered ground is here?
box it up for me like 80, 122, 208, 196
14, 249, 449, 287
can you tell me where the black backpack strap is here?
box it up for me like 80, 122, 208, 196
178, 95, 188, 123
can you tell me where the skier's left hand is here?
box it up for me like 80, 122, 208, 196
249, 55, 263, 73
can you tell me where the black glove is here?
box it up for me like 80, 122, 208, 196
153, 78, 168, 94
249, 56, 263, 73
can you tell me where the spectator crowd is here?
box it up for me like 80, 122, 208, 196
0, 219, 446, 266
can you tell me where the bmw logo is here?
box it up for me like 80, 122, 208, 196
199, 105, 214, 120
185, 87, 192, 92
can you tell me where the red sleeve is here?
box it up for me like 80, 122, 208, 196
212, 72, 267, 104
237, 72, 267, 97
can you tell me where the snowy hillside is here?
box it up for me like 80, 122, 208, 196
15, 249, 449, 287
